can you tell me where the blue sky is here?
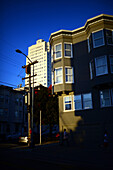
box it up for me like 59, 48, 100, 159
0, 0, 113, 88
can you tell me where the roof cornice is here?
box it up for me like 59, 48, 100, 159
49, 14, 113, 42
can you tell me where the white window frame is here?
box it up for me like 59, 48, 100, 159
64, 43, 73, 58
55, 67, 63, 84
95, 55, 108, 76
110, 55, 113, 73
92, 29, 105, 48
55, 43, 62, 60
65, 67, 74, 83
64, 95, 73, 112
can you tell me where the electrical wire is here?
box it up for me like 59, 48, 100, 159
0, 38, 26, 86
0, 81, 17, 87
0, 53, 24, 66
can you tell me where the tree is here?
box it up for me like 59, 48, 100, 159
34, 85, 59, 138
45, 95, 58, 137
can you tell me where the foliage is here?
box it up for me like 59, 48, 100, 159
34, 85, 59, 131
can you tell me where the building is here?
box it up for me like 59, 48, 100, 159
25, 39, 51, 88
49, 14, 113, 148
0, 85, 27, 140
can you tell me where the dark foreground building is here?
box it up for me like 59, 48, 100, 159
49, 14, 113, 148
0, 85, 27, 140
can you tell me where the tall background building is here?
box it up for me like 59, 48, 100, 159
25, 39, 51, 88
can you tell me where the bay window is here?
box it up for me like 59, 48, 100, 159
92, 30, 105, 48
55, 43, 62, 59
64, 96, 73, 111
65, 67, 74, 83
64, 43, 72, 58
55, 67, 63, 84
89, 60, 94, 79
95, 56, 108, 76
83, 93, 93, 109
110, 55, 113, 73
106, 29, 113, 45
100, 89, 112, 107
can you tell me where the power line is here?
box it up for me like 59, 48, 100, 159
0, 81, 17, 87
0, 38, 18, 49
17, 68, 25, 77
0, 38, 28, 59
0, 53, 24, 66
0, 68, 24, 78
0, 59, 21, 68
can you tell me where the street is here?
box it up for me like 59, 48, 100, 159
0, 143, 77, 170
0, 142, 113, 170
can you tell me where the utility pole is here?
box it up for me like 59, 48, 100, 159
22, 61, 38, 147
16, 49, 38, 147
22, 64, 31, 146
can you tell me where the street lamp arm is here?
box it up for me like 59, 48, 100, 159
16, 49, 32, 63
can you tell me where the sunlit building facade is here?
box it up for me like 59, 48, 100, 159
50, 14, 113, 148
25, 39, 51, 88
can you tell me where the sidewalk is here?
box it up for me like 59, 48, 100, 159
17, 141, 113, 170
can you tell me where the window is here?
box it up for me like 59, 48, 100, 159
83, 93, 92, 109
89, 60, 94, 79
64, 43, 72, 57
51, 46, 53, 62
95, 56, 108, 76
100, 89, 112, 107
52, 72, 54, 86
87, 34, 92, 52
92, 30, 105, 48
55, 68, 63, 84
55, 43, 62, 59
106, 30, 113, 45
64, 96, 73, 111
74, 93, 92, 110
110, 56, 113, 73
65, 67, 74, 83
74, 95, 82, 110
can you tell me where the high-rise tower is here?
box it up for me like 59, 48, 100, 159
25, 39, 51, 88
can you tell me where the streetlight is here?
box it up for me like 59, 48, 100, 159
16, 49, 38, 147
16, 49, 32, 62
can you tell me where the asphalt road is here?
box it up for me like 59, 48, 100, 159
0, 142, 113, 170
0, 143, 78, 170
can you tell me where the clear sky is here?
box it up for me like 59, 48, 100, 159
0, 0, 113, 88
